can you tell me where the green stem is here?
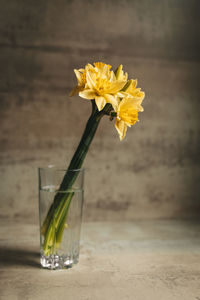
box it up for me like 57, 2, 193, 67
42, 102, 113, 255
55, 193, 74, 248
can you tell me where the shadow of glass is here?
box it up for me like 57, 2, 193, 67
0, 246, 40, 268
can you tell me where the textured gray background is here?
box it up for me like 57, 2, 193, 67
0, 0, 200, 222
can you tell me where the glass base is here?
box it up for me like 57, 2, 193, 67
40, 254, 79, 270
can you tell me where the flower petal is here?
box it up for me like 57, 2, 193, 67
115, 119, 127, 141
107, 80, 126, 94
118, 97, 139, 125
129, 79, 137, 89
117, 91, 128, 98
110, 70, 116, 81
104, 94, 119, 111
79, 89, 96, 100
135, 91, 145, 101
95, 96, 106, 111
74, 69, 83, 85
86, 69, 96, 90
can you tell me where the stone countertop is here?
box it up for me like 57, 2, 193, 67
0, 220, 200, 300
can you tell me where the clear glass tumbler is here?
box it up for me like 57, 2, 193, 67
38, 166, 84, 270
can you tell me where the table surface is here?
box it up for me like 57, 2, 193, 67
0, 219, 200, 300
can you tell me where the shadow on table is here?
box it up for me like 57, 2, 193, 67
0, 246, 40, 268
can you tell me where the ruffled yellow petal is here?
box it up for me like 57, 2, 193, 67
118, 97, 139, 125
124, 80, 145, 102
126, 79, 137, 90
94, 62, 112, 78
133, 98, 144, 112
79, 89, 96, 100
95, 96, 107, 111
115, 119, 127, 141
94, 62, 112, 71
118, 94, 144, 111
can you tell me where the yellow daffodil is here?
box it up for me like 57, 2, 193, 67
115, 95, 144, 141
70, 62, 127, 111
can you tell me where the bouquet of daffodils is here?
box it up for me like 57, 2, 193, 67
42, 62, 145, 256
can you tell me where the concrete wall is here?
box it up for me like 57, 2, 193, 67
0, 0, 200, 223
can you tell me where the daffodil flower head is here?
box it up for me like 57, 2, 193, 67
115, 96, 144, 141
70, 62, 145, 141
70, 62, 127, 111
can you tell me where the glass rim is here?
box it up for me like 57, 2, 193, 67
38, 165, 85, 172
